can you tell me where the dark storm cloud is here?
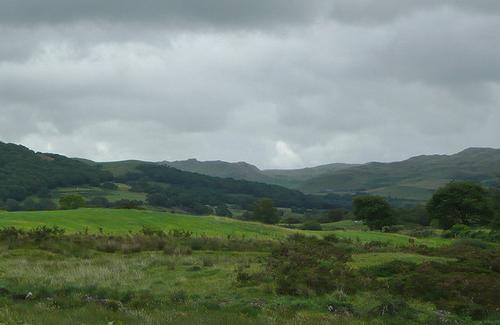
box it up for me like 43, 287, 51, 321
0, 0, 499, 168
1, 0, 499, 28
329, 0, 500, 24
0, 0, 328, 29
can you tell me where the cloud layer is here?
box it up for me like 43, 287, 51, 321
1, 1, 499, 168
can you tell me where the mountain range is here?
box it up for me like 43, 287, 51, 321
2, 140, 499, 205
161, 148, 500, 203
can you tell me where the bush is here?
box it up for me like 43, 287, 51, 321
169, 290, 188, 304
267, 235, 353, 295
381, 225, 405, 233
215, 205, 232, 217
363, 260, 417, 278
324, 209, 348, 223
59, 195, 86, 210
87, 197, 111, 208
101, 182, 118, 190
112, 199, 143, 209
300, 221, 323, 231
389, 261, 500, 320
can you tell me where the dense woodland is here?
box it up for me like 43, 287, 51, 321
0, 142, 112, 201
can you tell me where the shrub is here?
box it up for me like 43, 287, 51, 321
201, 256, 215, 267
363, 260, 417, 278
112, 199, 143, 209
267, 235, 353, 295
282, 217, 302, 224
59, 195, 86, 210
389, 261, 500, 320
101, 182, 118, 190
169, 290, 188, 304
300, 221, 323, 231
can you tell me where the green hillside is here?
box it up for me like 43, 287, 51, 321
0, 208, 294, 239
163, 159, 357, 188
163, 159, 274, 183
300, 148, 500, 201
0, 208, 451, 247
0, 142, 111, 202
262, 163, 357, 188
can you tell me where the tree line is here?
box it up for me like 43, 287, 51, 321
353, 180, 500, 231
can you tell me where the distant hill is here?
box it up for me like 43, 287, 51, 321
162, 159, 274, 184
162, 159, 357, 188
17, 141, 500, 206
0, 142, 112, 201
0, 141, 348, 210
262, 163, 358, 188
299, 148, 500, 202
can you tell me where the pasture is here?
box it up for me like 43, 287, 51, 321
1, 208, 497, 324
0, 208, 451, 247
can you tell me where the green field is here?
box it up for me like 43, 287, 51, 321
0, 209, 452, 247
0, 209, 293, 240
54, 186, 147, 203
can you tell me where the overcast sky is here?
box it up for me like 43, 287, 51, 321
1, 1, 499, 169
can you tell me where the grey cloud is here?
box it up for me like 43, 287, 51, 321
329, 0, 500, 24
0, 0, 498, 30
0, 0, 329, 29
0, 1, 499, 168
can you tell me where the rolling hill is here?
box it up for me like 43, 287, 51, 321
299, 147, 500, 201
0, 141, 346, 210
0, 142, 112, 201
157, 149, 500, 203
162, 158, 356, 188
162, 159, 274, 184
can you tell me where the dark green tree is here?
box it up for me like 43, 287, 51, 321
59, 195, 86, 210
427, 181, 493, 229
37, 198, 57, 211
353, 196, 395, 230
215, 205, 233, 217
490, 175, 500, 229
253, 198, 280, 224
101, 182, 118, 190
5, 199, 21, 212
324, 208, 348, 223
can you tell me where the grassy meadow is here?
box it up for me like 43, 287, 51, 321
0, 208, 498, 324
0, 209, 451, 247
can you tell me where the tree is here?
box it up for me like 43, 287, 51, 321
253, 198, 280, 224
215, 205, 233, 217
324, 208, 348, 223
393, 205, 430, 226
59, 195, 86, 210
22, 198, 38, 211
427, 181, 493, 229
101, 182, 118, 190
37, 198, 57, 211
490, 175, 500, 229
5, 199, 21, 212
113, 199, 143, 209
353, 196, 395, 230
87, 197, 111, 208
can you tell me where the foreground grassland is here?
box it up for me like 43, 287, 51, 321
0, 209, 450, 247
1, 208, 498, 324
0, 248, 443, 325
